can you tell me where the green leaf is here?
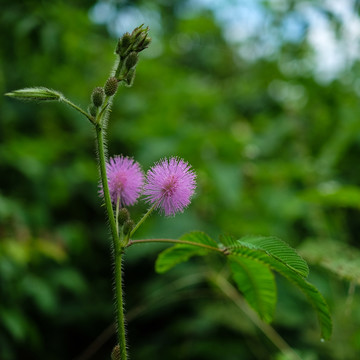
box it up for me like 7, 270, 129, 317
228, 244, 332, 339
5, 87, 63, 102
229, 255, 277, 323
221, 235, 309, 278
240, 236, 309, 278
155, 246, 207, 273
155, 231, 219, 273
180, 231, 219, 247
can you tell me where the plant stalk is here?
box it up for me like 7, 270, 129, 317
95, 123, 127, 359
114, 250, 127, 359
95, 125, 118, 243
62, 97, 95, 124
129, 202, 158, 238
127, 238, 227, 254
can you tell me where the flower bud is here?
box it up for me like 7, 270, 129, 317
116, 32, 131, 57
118, 208, 130, 226
111, 344, 121, 360
104, 77, 119, 96
136, 36, 151, 52
124, 68, 136, 87
125, 52, 139, 71
123, 219, 134, 236
91, 87, 104, 107
131, 25, 147, 39
88, 104, 97, 117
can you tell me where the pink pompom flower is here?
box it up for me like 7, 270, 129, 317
144, 157, 196, 216
101, 155, 144, 206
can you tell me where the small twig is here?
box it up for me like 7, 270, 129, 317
211, 272, 302, 360
127, 238, 228, 254
62, 97, 95, 124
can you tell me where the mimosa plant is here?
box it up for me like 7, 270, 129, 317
6, 25, 332, 360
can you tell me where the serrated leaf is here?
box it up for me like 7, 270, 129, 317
219, 234, 238, 248
240, 236, 309, 278
229, 255, 276, 323
155, 246, 207, 273
155, 231, 219, 273
229, 245, 332, 339
220, 235, 309, 278
180, 231, 219, 247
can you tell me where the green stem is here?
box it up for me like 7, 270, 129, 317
116, 196, 120, 237
97, 96, 112, 124
127, 238, 227, 254
95, 124, 127, 359
115, 57, 125, 78
114, 251, 127, 360
95, 125, 118, 244
129, 202, 158, 238
62, 97, 95, 124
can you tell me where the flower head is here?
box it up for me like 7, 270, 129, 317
101, 155, 144, 206
144, 157, 196, 216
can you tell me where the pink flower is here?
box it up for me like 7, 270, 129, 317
102, 155, 144, 206
144, 157, 196, 216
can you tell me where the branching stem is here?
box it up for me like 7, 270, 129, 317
62, 97, 95, 124
95, 118, 127, 359
127, 238, 227, 254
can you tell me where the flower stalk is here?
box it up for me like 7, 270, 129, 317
6, 26, 201, 360
95, 123, 128, 359
129, 202, 158, 238
91, 26, 151, 358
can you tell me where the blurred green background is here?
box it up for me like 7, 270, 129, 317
1, 0, 360, 359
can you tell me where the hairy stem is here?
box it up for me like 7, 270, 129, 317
62, 97, 95, 124
95, 125, 118, 243
129, 202, 158, 238
95, 124, 127, 359
114, 250, 127, 359
116, 196, 120, 237
127, 238, 227, 254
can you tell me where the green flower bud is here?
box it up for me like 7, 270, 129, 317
5, 87, 63, 102
118, 208, 130, 226
124, 68, 136, 87
111, 344, 121, 360
104, 77, 119, 96
88, 104, 97, 117
125, 52, 139, 71
136, 36, 151, 52
131, 25, 147, 39
123, 219, 134, 236
116, 32, 131, 57
121, 32, 132, 48
91, 87, 104, 107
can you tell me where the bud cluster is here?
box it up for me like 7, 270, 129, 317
87, 25, 151, 120
114, 25, 151, 87
116, 25, 151, 59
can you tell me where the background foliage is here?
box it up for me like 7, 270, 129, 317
1, 0, 360, 359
